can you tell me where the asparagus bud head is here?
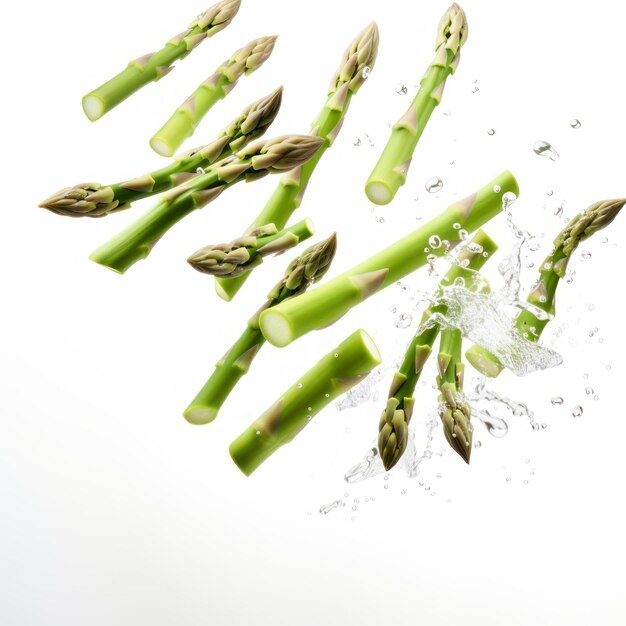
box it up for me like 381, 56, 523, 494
436, 3, 469, 58
39, 183, 120, 218
438, 386, 473, 463
191, 0, 241, 34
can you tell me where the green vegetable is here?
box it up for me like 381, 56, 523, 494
365, 4, 468, 205
40, 88, 283, 217
89, 135, 324, 274
82, 0, 241, 121
150, 36, 277, 157
379, 230, 497, 470
184, 233, 337, 425
259, 171, 519, 347
229, 329, 382, 476
214, 21, 380, 301
466, 198, 625, 377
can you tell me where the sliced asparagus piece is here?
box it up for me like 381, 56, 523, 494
379, 230, 497, 470
187, 219, 315, 277
184, 233, 337, 425
40, 88, 283, 218
214, 21, 380, 301
89, 135, 324, 274
259, 171, 519, 347
82, 0, 241, 121
365, 4, 468, 205
229, 329, 382, 476
466, 198, 625, 377
150, 36, 277, 157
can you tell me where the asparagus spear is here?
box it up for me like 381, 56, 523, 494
378, 230, 497, 470
436, 327, 472, 463
466, 198, 625, 377
214, 22, 380, 302
89, 135, 324, 274
184, 233, 338, 425
40, 88, 283, 218
229, 329, 382, 476
82, 0, 241, 121
259, 171, 519, 347
365, 4, 468, 205
187, 219, 316, 277
150, 36, 278, 157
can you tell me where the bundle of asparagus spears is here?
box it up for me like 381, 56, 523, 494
39, 1, 625, 478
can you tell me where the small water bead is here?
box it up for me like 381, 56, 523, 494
547, 190, 554, 196
506, 477, 512, 483
530, 243, 541, 252
606, 364, 612, 371
362, 66, 371, 79
487, 129, 495, 136
533, 140, 560, 161
581, 250, 591, 259
572, 406, 583, 418
602, 237, 609, 244
474, 440, 482, 448
395, 313, 413, 329
334, 353, 339, 358
453, 222, 461, 230
551, 396, 564, 406
493, 184, 501, 193
459, 229, 469, 240
353, 137, 362, 147
585, 387, 594, 396
325, 393, 330, 398
395, 83, 408, 95
429, 235, 442, 249
594, 395, 599, 401
425, 176, 443, 193
454, 277, 466, 288
196, 167, 206, 175
532, 423, 540, 431
296, 383, 303, 388
570, 118, 581, 129
526, 262, 535, 269
583, 373, 589, 379
471, 86, 480, 93
554, 205, 564, 217
541, 423, 548, 429
390, 306, 397, 313
502, 191, 517, 208
467, 243, 484, 254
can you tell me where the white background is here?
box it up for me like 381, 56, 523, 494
2, 0, 625, 624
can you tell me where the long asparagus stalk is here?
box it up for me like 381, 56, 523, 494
184, 233, 338, 425
187, 219, 316, 277
378, 230, 497, 470
40, 88, 283, 218
82, 0, 241, 121
229, 329, 382, 476
466, 198, 625, 377
214, 22, 380, 302
436, 327, 472, 462
259, 171, 519, 347
89, 135, 324, 274
365, 4, 468, 205
150, 36, 278, 157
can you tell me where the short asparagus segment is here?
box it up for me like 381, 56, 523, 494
378, 230, 497, 470
215, 21, 380, 301
82, 0, 241, 121
40, 88, 283, 218
437, 327, 473, 463
187, 219, 315, 277
259, 171, 519, 347
229, 329, 382, 476
150, 36, 278, 156
365, 4, 468, 205
466, 198, 626, 378
89, 135, 324, 274
184, 233, 338, 425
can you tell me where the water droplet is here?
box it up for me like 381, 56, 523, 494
541, 423, 548, 429
602, 237, 608, 244
429, 235, 442, 249
570, 118, 581, 129
606, 364, 612, 371
593, 395, 599, 401
532, 423, 540, 431
506, 477, 512, 483
554, 204, 564, 217
389, 306, 397, 313
296, 383, 302, 388
493, 185, 501, 193
353, 137, 361, 147
395, 313, 413, 329
530, 243, 541, 252
471, 86, 479, 93
452, 222, 461, 230
425, 176, 443, 193
551, 396, 564, 406
547, 190, 554, 196
454, 277, 466, 288
196, 167, 205, 175
467, 243, 484, 254
581, 250, 591, 259
487, 128, 495, 136
325, 393, 330, 398
502, 191, 517, 208
443, 110, 451, 116
459, 229, 469, 241
533, 140, 560, 162
362, 66, 371, 79
474, 440, 482, 448
584, 386, 594, 396
572, 406, 583, 418
475, 411, 509, 438
255, 430, 261, 436
395, 83, 408, 95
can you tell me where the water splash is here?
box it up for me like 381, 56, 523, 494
319, 499, 345, 515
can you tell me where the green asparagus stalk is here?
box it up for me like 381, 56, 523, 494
187, 218, 316, 277
89, 135, 324, 274
365, 4, 468, 205
214, 21, 380, 302
40, 87, 283, 218
466, 198, 626, 378
82, 0, 241, 121
150, 36, 278, 157
378, 230, 497, 471
259, 171, 519, 347
229, 329, 382, 476
184, 233, 338, 425
436, 327, 472, 463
